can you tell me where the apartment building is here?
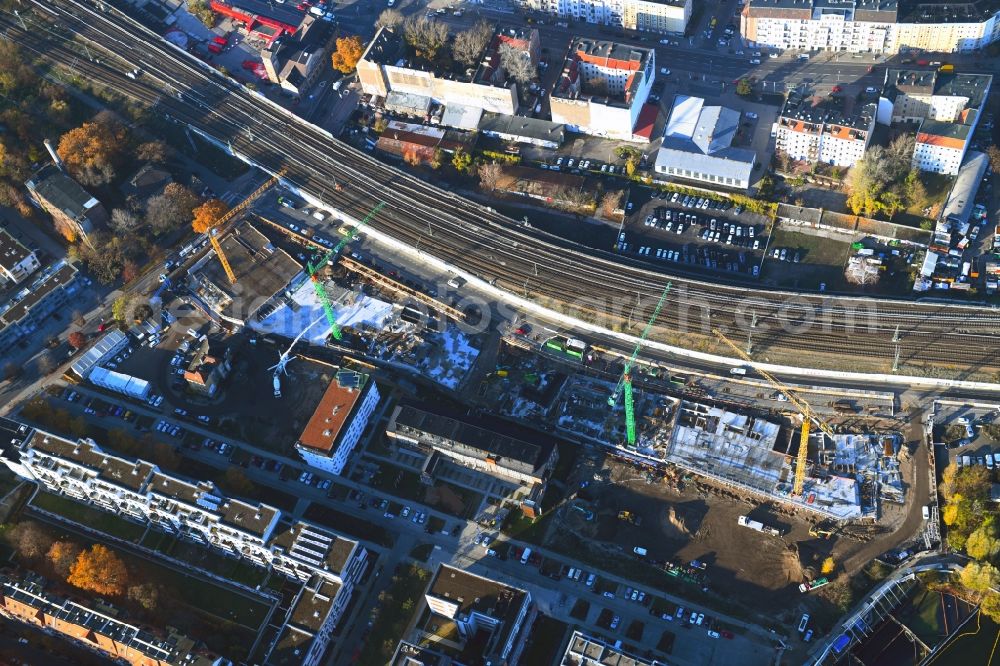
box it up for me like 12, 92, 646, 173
774, 89, 877, 167
0, 260, 80, 353
24, 164, 107, 243
386, 404, 559, 486
550, 37, 656, 140
260, 15, 332, 95
0, 229, 40, 287
0, 572, 229, 666
295, 369, 380, 475
560, 630, 667, 665
357, 25, 538, 117
654, 95, 757, 189
741, 0, 1000, 54
883, 68, 992, 174
418, 564, 534, 665
0, 418, 369, 665
520, 0, 691, 34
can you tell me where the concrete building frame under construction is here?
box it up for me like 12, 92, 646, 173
660, 400, 865, 521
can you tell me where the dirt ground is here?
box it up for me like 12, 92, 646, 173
550, 445, 921, 620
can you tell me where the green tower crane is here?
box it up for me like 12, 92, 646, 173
307, 202, 386, 340
608, 283, 672, 446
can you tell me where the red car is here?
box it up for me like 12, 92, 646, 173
97, 323, 107, 332
212, 35, 227, 45
208, 43, 223, 54
832, 85, 843, 93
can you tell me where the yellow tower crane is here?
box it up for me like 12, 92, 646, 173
207, 168, 287, 284
712, 328, 836, 497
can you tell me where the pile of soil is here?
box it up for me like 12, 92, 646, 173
660, 504, 694, 541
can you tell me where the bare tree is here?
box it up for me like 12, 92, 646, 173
376, 8, 404, 31
478, 162, 504, 191
498, 43, 534, 84
110, 208, 141, 233
600, 190, 624, 217
146, 183, 200, 234
136, 140, 171, 163
403, 16, 450, 60
453, 21, 493, 68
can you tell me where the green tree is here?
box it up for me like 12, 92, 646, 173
960, 560, 1000, 593
967, 519, 1000, 561
451, 148, 472, 173
111, 295, 133, 322
736, 78, 753, 96
187, 0, 216, 27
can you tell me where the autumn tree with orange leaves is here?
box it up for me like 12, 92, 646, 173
191, 198, 229, 234
47, 540, 82, 578
56, 112, 129, 186
331, 35, 364, 74
67, 544, 129, 596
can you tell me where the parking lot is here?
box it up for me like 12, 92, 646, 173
619, 190, 771, 277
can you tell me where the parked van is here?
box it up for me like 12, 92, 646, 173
633, 547, 648, 557
922, 505, 930, 520
798, 614, 810, 633
520, 547, 532, 565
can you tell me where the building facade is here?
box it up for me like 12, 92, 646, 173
421, 564, 534, 665
741, 0, 1000, 54
357, 26, 537, 116
295, 369, 380, 475
654, 95, 757, 189
883, 68, 992, 174
386, 404, 559, 486
520, 0, 691, 34
0, 260, 79, 353
774, 89, 877, 167
24, 165, 107, 243
0, 229, 40, 287
0, 572, 228, 666
550, 37, 655, 140
0, 418, 369, 666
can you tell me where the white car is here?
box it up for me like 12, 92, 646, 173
659, 68, 670, 75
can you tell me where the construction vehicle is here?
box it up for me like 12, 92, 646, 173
269, 313, 327, 397
737, 515, 782, 537
205, 169, 287, 284
798, 577, 830, 593
608, 283, 672, 446
714, 329, 836, 497
809, 525, 835, 539
306, 202, 386, 341
618, 510, 643, 526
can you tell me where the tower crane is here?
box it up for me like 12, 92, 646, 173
306, 202, 386, 341
607, 283, 671, 446
206, 168, 287, 284
712, 328, 836, 497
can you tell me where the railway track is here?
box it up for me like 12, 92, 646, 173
8, 0, 1000, 378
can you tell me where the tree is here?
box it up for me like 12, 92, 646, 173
376, 8, 404, 31
624, 158, 637, 177
451, 148, 472, 173
821, 557, 836, 575
67, 544, 129, 596
373, 117, 388, 133
187, 0, 216, 27
331, 35, 365, 74
967, 519, 1000, 561
110, 208, 141, 233
146, 182, 200, 234
57, 115, 129, 185
430, 148, 444, 170
47, 541, 83, 578
736, 78, 753, 96
121, 259, 139, 284
987, 145, 1000, 175
67, 331, 87, 349
499, 43, 534, 84
403, 16, 450, 61
112, 294, 134, 322
191, 198, 229, 234
221, 467, 254, 496
960, 560, 1000, 594
846, 136, 916, 218
6, 521, 54, 560
136, 140, 170, 164
127, 583, 160, 611
600, 190, 624, 217
453, 21, 493, 68
402, 146, 422, 167
983, 593, 1000, 623
478, 162, 504, 191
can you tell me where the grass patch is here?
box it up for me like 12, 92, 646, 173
32, 492, 145, 542
149, 560, 270, 629
303, 503, 395, 547
500, 511, 551, 545
427, 515, 446, 534
521, 615, 568, 665
409, 543, 434, 562
570, 598, 590, 621
369, 462, 425, 502
358, 563, 431, 665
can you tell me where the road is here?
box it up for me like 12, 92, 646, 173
6, 0, 1000, 386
